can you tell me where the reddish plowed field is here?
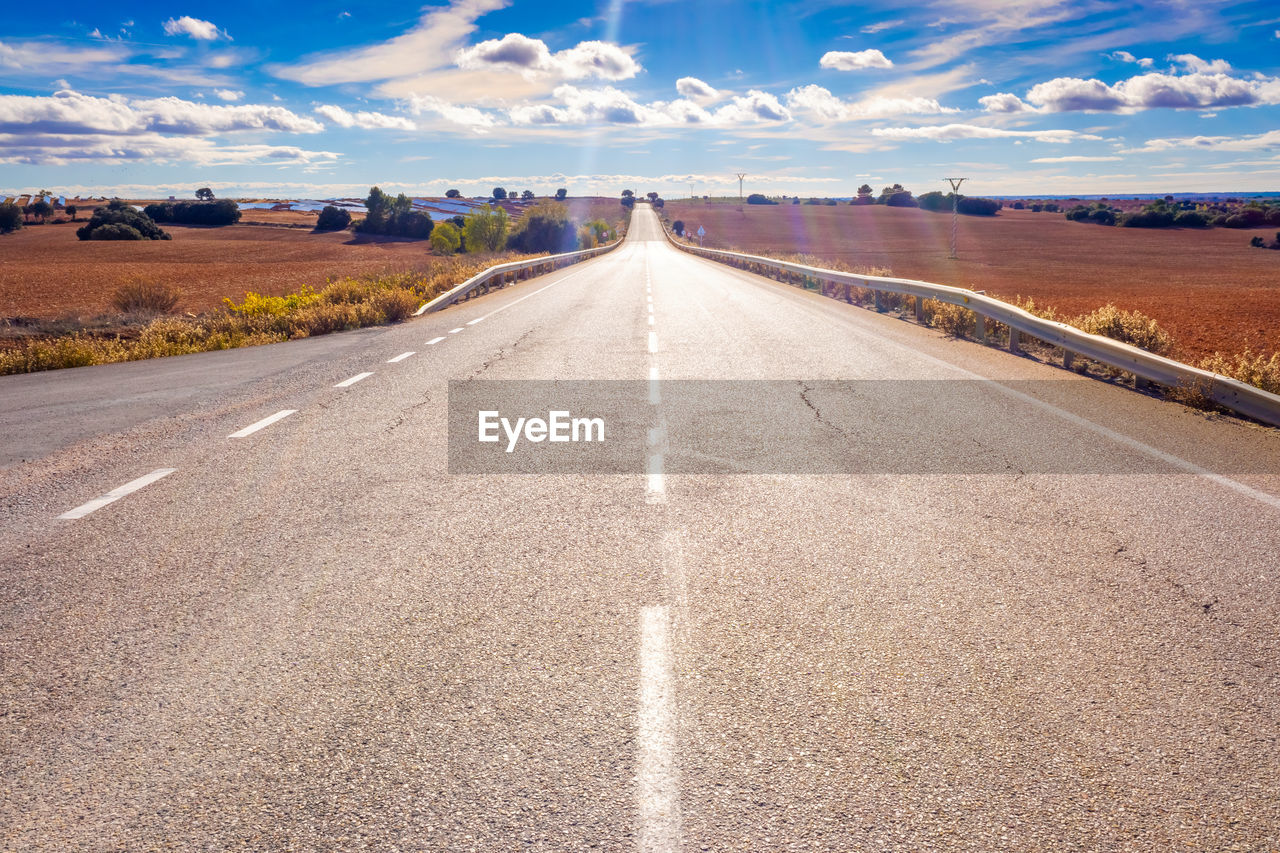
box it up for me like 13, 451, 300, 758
665, 202, 1280, 362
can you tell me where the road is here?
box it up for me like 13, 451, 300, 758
2, 204, 1279, 850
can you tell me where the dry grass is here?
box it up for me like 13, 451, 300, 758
1199, 349, 1280, 395
111, 279, 181, 315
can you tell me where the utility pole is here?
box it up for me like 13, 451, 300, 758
945, 177, 967, 259
736, 173, 746, 204
690, 182, 695, 201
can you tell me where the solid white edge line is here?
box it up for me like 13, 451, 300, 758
470, 265, 599, 322
335, 372, 374, 388
387, 351, 416, 363
637, 605, 681, 848
228, 409, 297, 439
426, 337, 446, 345
58, 468, 177, 520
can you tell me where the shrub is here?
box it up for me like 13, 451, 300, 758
956, 196, 1000, 216
1223, 208, 1267, 228
462, 204, 509, 252
1200, 349, 1280, 395
430, 221, 461, 255
1251, 236, 1266, 248
1032, 203, 1044, 213
112, 280, 180, 314
89, 223, 145, 240
76, 200, 170, 241
747, 193, 777, 205
923, 299, 976, 337
1174, 210, 1208, 228
1072, 304, 1172, 354
672, 219, 685, 236
917, 191, 948, 211
144, 199, 241, 226
577, 225, 597, 249
1043, 202, 1060, 213
1012, 201, 1025, 210
492, 187, 507, 200
506, 201, 575, 253
1122, 208, 1176, 228
315, 205, 352, 231
0, 203, 21, 233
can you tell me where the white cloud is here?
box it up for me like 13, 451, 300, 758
872, 123, 1099, 143
978, 92, 1032, 113
214, 89, 244, 102
712, 89, 792, 123
0, 132, 337, 167
1026, 70, 1273, 112
454, 33, 639, 81
500, 85, 788, 129
409, 94, 499, 130
787, 84, 955, 120
1168, 53, 1231, 74
273, 0, 507, 86
819, 49, 893, 71
1129, 129, 1280, 153
860, 20, 904, 34
675, 77, 721, 104
1029, 155, 1123, 163
314, 104, 416, 130
0, 39, 130, 74
162, 16, 227, 41
0, 90, 323, 136
1109, 50, 1153, 67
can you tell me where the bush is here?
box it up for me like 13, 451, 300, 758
1073, 304, 1172, 354
506, 201, 576, 253
672, 219, 685, 236
492, 187, 507, 200
112, 280, 181, 314
430, 221, 461, 255
76, 200, 170, 241
1173, 211, 1208, 228
1251, 236, 1266, 248
355, 188, 433, 239
0, 203, 22, 233
1011, 201, 1024, 210
1200, 349, 1280, 395
462, 204, 509, 252
1223, 208, 1267, 228
747, 193, 777, 205
144, 199, 241, 226
89, 223, 145, 240
956, 196, 1000, 216
1122, 208, 1176, 228
315, 205, 352, 231
917, 191, 948, 211
923, 299, 976, 337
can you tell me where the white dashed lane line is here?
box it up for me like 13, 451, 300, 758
636, 605, 680, 846
58, 469, 177, 520
466, 317, 484, 325
228, 409, 296, 439
427, 337, 445, 345
387, 351, 415, 363
449, 328, 464, 334
648, 331, 658, 354
335, 372, 373, 388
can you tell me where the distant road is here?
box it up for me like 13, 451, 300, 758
2, 204, 1278, 850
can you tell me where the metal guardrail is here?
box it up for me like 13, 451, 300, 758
414, 239, 623, 316
663, 228, 1280, 428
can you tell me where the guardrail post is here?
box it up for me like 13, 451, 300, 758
1008, 328, 1020, 354
873, 290, 885, 312
1135, 375, 1151, 390
842, 283, 852, 303
975, 314, 987, 342
914, 296, 925, 322
1062, 349, 1074, 370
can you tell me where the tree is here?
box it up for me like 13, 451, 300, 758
521, 189, 535, 201
65, 204, 77, 221
491, 187, 507, 200
315, 205, 352, 231
654, 198, 664, 209
430, 221, 461, 255
621, 189, 634, 198
195, 187, 215, 201
857, 184, 874, 198
28, 199, 53, 223
646, 192, 659, 202
462, 204, 509, 252
0, 203, 22, 234
672, 219, 685, 236
746, 193, 776, 205
76, 200, 170, 241
144, 199, 241, 226
506, 201, 576, 253
621, 196, 635, 209
555, 188, 568, 201
445, 188, 462, 198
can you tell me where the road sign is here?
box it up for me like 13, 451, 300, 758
697, 225, 705, 236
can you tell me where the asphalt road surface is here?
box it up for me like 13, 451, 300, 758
3, 204, 1279, 851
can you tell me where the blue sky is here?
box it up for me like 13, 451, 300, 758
1, 0, 1278, 198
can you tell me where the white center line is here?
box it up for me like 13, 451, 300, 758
646, 453, 666, 502
448, 327, 464, 334
648, 315, 655, 326
466, 317, 484, 325
387, 351, 416, 363
648, 331, 658, 353
426, 336, 446, 345
228, 409, 296, 439
58, 468, 177, 520
637, 605, 681, 849
335, 372, 373, 388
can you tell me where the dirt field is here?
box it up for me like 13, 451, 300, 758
0, 198, 632, 322
664, 201, 1280, 362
